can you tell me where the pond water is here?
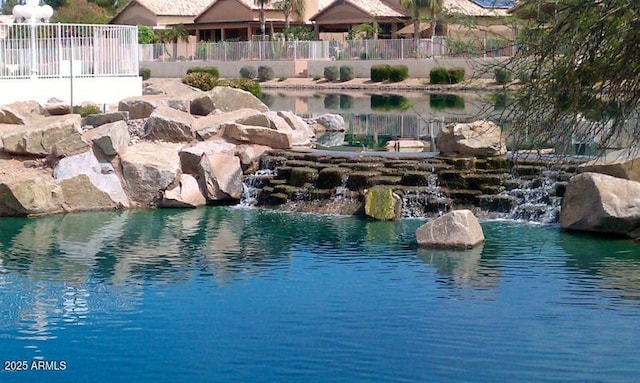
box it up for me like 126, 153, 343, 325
263, 90, 498, 150
1, 207, 640, 382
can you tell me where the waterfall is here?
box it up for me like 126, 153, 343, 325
240, 169, 276, 207
401, 171, 448, 218
505, 170, 564, 223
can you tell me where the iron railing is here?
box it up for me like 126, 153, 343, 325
0, 23, 139, 79
140, 37, 517, 62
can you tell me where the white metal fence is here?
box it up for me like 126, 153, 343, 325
140, 37, 517, 62
0, 23, 139, 79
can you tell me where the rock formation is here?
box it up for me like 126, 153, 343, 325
560, 172, 640, 238
437, 120, 506, 157
415, 209, 485, 249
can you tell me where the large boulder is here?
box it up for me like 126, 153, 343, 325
1, 114, 88, 157
223, 122, 292, 149
415, 209, 485, 249
194, 108, 263, 140
578, 148, 640, 182
560, 172, 640, 238
364, 186, 402, 220
179, 139, 236, 175
237, 111, 314, 147
305, 113, 346, 133
0, 101, 47, 124
120, 142, 182, 206
437, 120, 506, 157
235, 144, 271, 171
208, 86, 269, 113
82, 120, 130, 156
160, 174, 206, 208
118, 95, 199, 120
0, 177, 63, 216
198, 153, 243, 201
82, 111, 128, 129
144, 106, 196, 143
143, 78, 202, 97
53, 150, 130, 208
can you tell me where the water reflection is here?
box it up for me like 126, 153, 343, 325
560, 231, 640, 302
416, 245, 501, 289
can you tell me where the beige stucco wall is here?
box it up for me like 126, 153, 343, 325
140, 60, 297, 78
197, 0, 253, 23
313, 3, 371, 25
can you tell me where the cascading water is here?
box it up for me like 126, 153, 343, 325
240, 169, 276, 207
401, 172, 449, 218
504, 170, 565, 223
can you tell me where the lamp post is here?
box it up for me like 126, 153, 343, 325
12, 0, 53, 79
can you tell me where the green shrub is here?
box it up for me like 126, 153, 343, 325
429, 67, 450, 84
370, 95, 410, 111
183, 72, 215, 91
339, 65, 354, 81
312, 75, 322, 81
371, 64, 391, 82
278, 77, 287, 82
494, 67, 512, 85
139, 67, 151, 80
186, 66, 219, 78
73, 105, 101, 117
389, 65, 409, 82
257, 66, 274, 82
214, 78, 262, 100
239, 66, 257, 79
448, 67, 466, 84
324, 66, 339, 81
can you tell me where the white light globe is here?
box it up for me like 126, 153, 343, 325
41, 5, 54, 21
25, 0, 39, 8
12, 5, 26, 21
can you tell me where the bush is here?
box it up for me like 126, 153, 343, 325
139, 67, 151, 80
183, 72, 215, 91
339, 94, 353, 110
429, 66, 466, 84
278, 77, 287, 82
430, 94, 465, 110
312, 75, 322, 81
257, 66, 274, 82
371, 64, 391, 82
214, 78, 262, 100
239, 66, 257, 79
73, 105, 101, 117
389, 65, 409, 82
339, 65, 354, 82
429, 67, 450, 84
448, 67, 466, 84
494, 67, 512, 85
186, 66, 219, 78
324, 66, 339, 81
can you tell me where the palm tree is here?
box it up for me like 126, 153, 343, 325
255, 0, 268, 37
273, 0, 306, 30
157, 24, 189, 59
399, 0, 443, 53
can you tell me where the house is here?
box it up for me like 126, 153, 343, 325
110, 0, 215, 29
309, 0, 410, 39
187, 0, 335, 42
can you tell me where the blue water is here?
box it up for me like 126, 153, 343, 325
1, 208, 639, 382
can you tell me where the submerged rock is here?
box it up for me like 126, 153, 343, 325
415, 209, 485, 249
560, 172, 640, 238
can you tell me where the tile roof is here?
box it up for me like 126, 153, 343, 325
136, 0, 215, 16
444, 0, 511, 17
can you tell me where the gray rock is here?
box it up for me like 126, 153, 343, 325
560, 172, 640, 238
120, 142, 182, 206
194, 108, 263, 140
0, 177, 64, 216
223, 122, 292, 149
160, 174, 206, 208
208, 86, 269, 113
416, 209, 485, 249
306, 113, 346, 132
179, 140, 236, 175
53, 150, 130, 208
144, 106, 195, 143
198, 153, 243, 201
2, 114, 88, 157
58, 175, 123, 212
437, 120, 506, 157
82, 111, 128, 128
82, 120, 131, 156
578, 148, 640, 182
